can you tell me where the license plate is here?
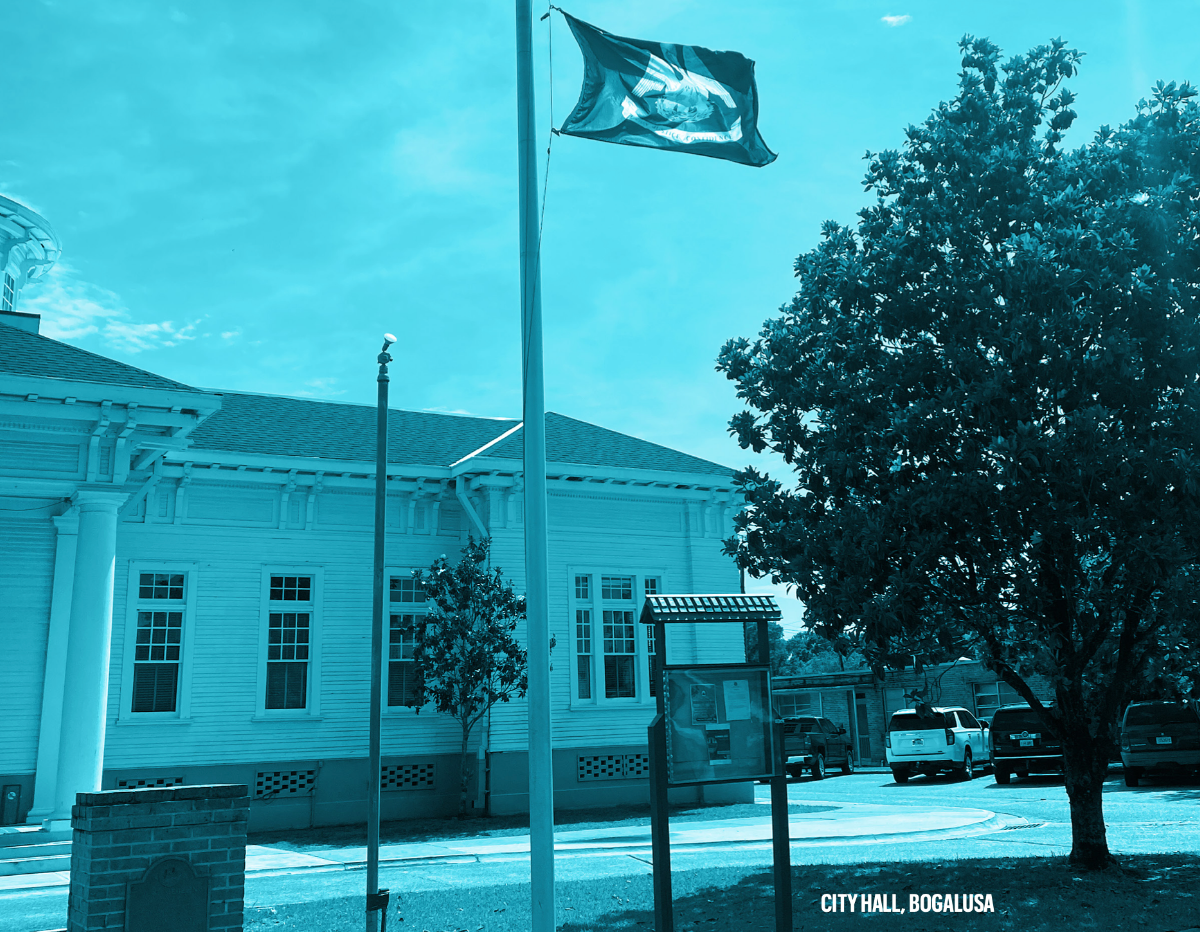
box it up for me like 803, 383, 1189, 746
1156, 736, 1173, 745
1020, 739, 1034, 747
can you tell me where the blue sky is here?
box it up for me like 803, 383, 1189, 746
6, 1, 1196, 634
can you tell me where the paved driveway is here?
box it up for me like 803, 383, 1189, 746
769, 767, 1200, 861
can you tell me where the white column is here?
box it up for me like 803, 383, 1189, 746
50, 489, 127, 825
25, 512, 78, 823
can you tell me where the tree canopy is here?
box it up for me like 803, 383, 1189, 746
719, 36, 1200, 869
746, 623, 866, 676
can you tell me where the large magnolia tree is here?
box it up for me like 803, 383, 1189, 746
718, 37, 1200, 869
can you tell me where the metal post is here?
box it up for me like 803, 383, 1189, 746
759, 618, 792, 931
648, 714, 673, 932
366, 334, 396, 932
515, 2, 554, 929
770, 721, 792, 932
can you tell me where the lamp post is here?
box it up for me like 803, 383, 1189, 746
366, 333, 397, 932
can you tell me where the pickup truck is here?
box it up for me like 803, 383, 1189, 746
780, 715, 854, 779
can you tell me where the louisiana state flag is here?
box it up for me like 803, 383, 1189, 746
558, 12, 776, 167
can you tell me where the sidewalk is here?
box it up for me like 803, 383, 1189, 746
0, 798, 1026, 894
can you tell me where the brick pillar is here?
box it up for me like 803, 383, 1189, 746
68, 784, 249, 932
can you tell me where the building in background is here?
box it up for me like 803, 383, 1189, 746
0, 218, 745, 829
772, 660, 1054, 766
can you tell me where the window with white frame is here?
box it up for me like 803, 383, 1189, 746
2, 273, 15, 311
575, 575, 592, 700
570, 570, 661, 705
131, 572, 186, 713
388, 575, 427, 707
265, 575, 312, 710
645, 577, 660, 697
973, 681, 1023, 720
774, 690, 821, 718
601, 576, 637, 699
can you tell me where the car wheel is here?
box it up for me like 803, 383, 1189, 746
841, 754, 854, 775
959, 749, 974, 781
891, 765, 910, 784
1124, 768, 1141, 787
995, 767, 1011, 785
811, 751, 825, 780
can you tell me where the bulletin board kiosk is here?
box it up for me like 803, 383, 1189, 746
640, 594, 791, 932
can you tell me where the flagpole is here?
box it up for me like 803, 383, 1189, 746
515, 2, 555, 930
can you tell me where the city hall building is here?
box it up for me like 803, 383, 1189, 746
0, 198, 746, 831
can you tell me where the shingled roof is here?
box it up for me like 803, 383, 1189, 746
190, 392, 519, 466
191, 392, 734, 477
0, 319, 202, 393
1, 324, 734, 479
491, 412, 733, 477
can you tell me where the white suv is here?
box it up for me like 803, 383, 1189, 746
885, 707, 987, 783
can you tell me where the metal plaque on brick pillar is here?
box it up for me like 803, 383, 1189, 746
126, 857, 209, 932
640, 594, 791, 932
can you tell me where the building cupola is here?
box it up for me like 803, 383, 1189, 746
0, 194, 60, 333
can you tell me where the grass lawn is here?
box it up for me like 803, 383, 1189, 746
246, 801, 836, 851
243, 855, 1200, 931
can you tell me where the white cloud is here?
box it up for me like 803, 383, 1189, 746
103, 319, 197, 353
881, 14, 912, 26
290, 377, 346, 399
20, 265, 198, 353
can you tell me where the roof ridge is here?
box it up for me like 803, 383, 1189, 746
0, 321, 203, 393
202, 388, 521, 422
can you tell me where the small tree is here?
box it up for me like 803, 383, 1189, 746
411, 536, 528, 817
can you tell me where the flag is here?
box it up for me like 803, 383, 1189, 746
558, 12, 776, 168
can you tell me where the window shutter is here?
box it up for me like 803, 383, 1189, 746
266, 663, 286, 709
267, 662, 307, 710
285, 663, 307, 708
132, 663, 178, 713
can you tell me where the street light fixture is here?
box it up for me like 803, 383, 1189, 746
367, 333, 395, 932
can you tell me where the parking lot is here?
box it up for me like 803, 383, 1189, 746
764, 766, 1200, 859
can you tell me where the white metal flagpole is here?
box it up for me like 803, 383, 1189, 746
515, 2, 555, 930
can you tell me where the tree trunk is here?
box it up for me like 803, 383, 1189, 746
458, 727, 471, 818
1059, 696, 1117, 870
1062, 762, 1112, 869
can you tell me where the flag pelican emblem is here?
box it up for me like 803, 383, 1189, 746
558, 12, 776, 167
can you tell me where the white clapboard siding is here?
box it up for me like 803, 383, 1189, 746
1, 512, 57, 772
103, 482, 479, 770
98, 474, 740, 769
485, 488, 742, 752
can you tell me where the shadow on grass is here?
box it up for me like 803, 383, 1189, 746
246, 855, 1200, 932
559, 855, 1200, 932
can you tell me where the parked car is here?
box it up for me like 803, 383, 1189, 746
1120, 700, 1200, 787
780, 715, 854, 779
885, 706, 987, 782
988, 703, 1063, 784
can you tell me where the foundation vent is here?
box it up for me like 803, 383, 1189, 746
254, 770, 316, 798
116, 776, 185, 789
577, 753, 650, 781
381, 762, 436, 790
